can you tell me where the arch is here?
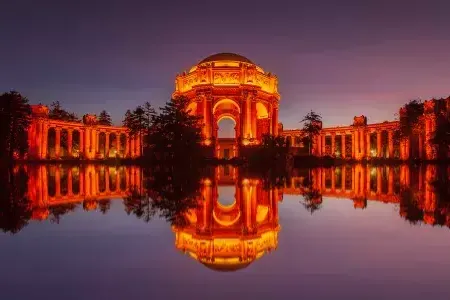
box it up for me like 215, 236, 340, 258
256, 102, 269, 119
213, 98, 240, 114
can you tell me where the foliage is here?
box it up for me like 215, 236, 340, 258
429, 113, 450, 157
300, 175, 322, 214
0, 166, 32, 234
396, 99, 424, 139
98, 110, 112, 126
147, 97, 203, 164
0, 91, 32, 160
123, 102, 156, 156
300, 110, 322, 155
49, 101, 79, 122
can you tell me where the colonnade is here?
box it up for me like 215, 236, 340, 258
28, 105, 141, 159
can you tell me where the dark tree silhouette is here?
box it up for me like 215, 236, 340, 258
98, 110, 112, 126
0, 167, 32, 234
0, 91, 32, 161
300, 110, 322, 155
49, 101, 79, 122
147, 97, 203, 164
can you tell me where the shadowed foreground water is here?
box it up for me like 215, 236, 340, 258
1, 164, 450, 300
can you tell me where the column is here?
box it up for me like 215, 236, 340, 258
131, 137, 135, 158
354, 130, 359, 159
84, 128, 90, 158
322, 135, 326, 156
251, 99, 257, 138
272, 106, 279, 136
366, 132, 371, 158
359, 129, 365, 158
105, 132, 110, 158
41, 123, 48, 159
105, 167, 110, 193
204, 96, 212, 139
78, 129, 86, 156
331, 167, 336, 191
331, 133, 336, 156
341, 167, 346, 191
341, 134, 346, 158
116, 133, 121, 157
125, 135, 130, 157
377, 130, 382, 158
55, 127, 61, 158
135, 134, 141, 156
352, 131, 355, 158
67, 129, 73, 157
388, 130, 394, 158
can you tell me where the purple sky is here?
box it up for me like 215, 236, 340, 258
1, 0, 449, 129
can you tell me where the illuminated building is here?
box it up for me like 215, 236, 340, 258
173, 53, 281, 158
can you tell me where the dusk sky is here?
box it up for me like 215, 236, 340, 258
1, 0, 449, 129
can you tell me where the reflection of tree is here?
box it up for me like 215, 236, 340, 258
300, 177, 322, 214
123, 164, 202, 226
0, 167, 32, 234
98, 199, 111, 214
49, 203, 79, 224
398, 186, 424, 224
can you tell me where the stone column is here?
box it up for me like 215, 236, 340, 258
67, 129, 73, 156
352, 131, 356, 158
105, 132, 110, 158
84, 128, 90, 158
55, 127, 61, 158
251, 99, 257, 138
366, 131, 371, 158
331, 167, 336, 191
341, 167, 346, 191
388, 130, 394, 158
354, 130, 359, 159
41, 122, 49, 159
359, 129, 365, 159
341, 134, 346, 158
131, 137, 135, 158
135, 134, 141, 156
116, 133, 121, 156
377, 131, 382, 158
322, 135, 326, 155
272, 105, 279, 136
125, 135, 130, 157
331, 133, 336, 156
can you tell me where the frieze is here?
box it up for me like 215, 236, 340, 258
213, 72, 240, 84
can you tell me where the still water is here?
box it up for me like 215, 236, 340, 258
1, 164, 450, 300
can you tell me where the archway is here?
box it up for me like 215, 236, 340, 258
216, 115, 238, 159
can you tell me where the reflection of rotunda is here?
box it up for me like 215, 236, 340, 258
173, 53, 280, 158
172, 166, 281, 271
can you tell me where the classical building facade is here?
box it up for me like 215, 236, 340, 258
173, 53, 280, 158
281, 97, 450, 160
28, 104, 141, 159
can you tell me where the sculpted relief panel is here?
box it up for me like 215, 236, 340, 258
213, 72, 241, 85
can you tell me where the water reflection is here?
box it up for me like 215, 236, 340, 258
1, 164, 450, 266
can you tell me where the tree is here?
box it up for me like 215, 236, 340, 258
300, 110, 322, 155
147, 96, 203, 164
123, 103, 155, 156
396, 99, 424, 139
98, 110, 112, 126
49, 101, 79, 122
429, 114, 450, 158
0, 91, 32, 161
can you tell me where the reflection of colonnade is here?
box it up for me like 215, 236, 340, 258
27, 165, 142, 219
284, 165, 449, 226
28, 105, 142, 159
173, 166, 281, 271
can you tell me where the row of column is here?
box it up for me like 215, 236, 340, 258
28, 120, 142, 159
315, 129, 401, 159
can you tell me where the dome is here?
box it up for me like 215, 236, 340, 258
199, 53, 254, 65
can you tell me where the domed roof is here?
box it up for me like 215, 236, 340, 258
202, 261, 252, 272
199, 53, 254, 64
